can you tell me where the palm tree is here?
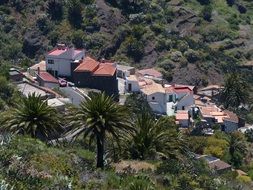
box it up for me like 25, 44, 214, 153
1, 93, 61, 140
228, 132, 247, 168
68, 92, 132, 168
220, 73, 249, 109
124, 113, 187, 160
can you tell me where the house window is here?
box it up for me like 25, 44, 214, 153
168, 95, 173, 102
152, 96, 155, 100
48, 60, 54, 64
182, 106, 185, 110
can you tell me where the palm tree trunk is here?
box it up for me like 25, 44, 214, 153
96, 131, 105, 168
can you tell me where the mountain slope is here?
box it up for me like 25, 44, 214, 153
1, 0, 253, 85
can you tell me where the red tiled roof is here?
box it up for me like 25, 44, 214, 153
138, 68, 162, 78
165, 86, 175, 93
165, 86, 192, 94
38, 72, 58, 83
48, 49, 67, 56
74, 57, 99, 72
93, 64, 116, 76
174, 87, 192, 93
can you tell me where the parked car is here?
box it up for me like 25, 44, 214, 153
58, 78, 67, 87
67, 82, 75, 87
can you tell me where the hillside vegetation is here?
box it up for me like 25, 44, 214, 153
1, 0, 253, 85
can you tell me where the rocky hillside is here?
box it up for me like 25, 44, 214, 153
1, 0, 253, 85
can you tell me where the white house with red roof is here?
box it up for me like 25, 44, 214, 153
165, 84, 194, 111
46, 44, 85, 77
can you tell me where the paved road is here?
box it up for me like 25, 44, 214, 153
60, 87, 85, 106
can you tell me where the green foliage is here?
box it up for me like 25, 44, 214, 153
125, 93, 153, 116
245, 129, 253, 142
228, 132, 247, 168
197, 0, 211, 5
67, 0, 83, 28
125, 35, 144, 62
47, 0, 63, 21
204, 136, 229, 158
68, 92, 132, 168
0, 136, 94, 189
1, 93, 62, 140
201, 5, 212, 22
72, 30, 85, 48
220, 73, 249, 109
123, 113, 186, 160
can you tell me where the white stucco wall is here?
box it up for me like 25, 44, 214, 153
125, 79, 139, 92
46, 49, 85, 77
146, 92, 166, 114
46, 58, 72, 77
177, 93, 194, 110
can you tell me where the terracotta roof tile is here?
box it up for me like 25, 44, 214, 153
38, 72, 58, 83
92, 64, 116, 76
74, 57, 99, 72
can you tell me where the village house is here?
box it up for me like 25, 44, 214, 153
165, 84, 195, 117
9, 68, 24, 82
36, 70, 59, 89
195, 155, 231, 173
140, 79, 167, 114
28, 60, 46, 77
222, 110, 239, 133
17, 82, 56, 99
73, 57, 118, 97
176, 110, 190, 127
47, 98, 71, 112
195, 95, 240, 133
117, 64, 135, 79
125, 75, 140, 92
46, 44, 85, 78
197, 85, 223, 98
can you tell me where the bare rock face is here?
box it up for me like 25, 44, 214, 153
96, 0, 126, 33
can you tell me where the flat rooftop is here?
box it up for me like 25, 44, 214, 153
17, 83, 47, 97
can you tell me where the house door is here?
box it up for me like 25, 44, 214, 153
55, 70, 58, 77
128, 83, 132, 91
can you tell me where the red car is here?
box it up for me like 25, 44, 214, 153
58, 78, 67, 87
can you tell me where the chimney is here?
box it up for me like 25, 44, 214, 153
57, 43, 66, 50
37, 67, 40, 76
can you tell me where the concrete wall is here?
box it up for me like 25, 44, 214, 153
177, 93, 194, 110
146, 92, 166, 114
125, 79, 139, 92
178, 119, 189, 127
46, 58, 72, 77
224, 120, 238, 133
46, 49, 84, 77
73, 72, 119, 97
